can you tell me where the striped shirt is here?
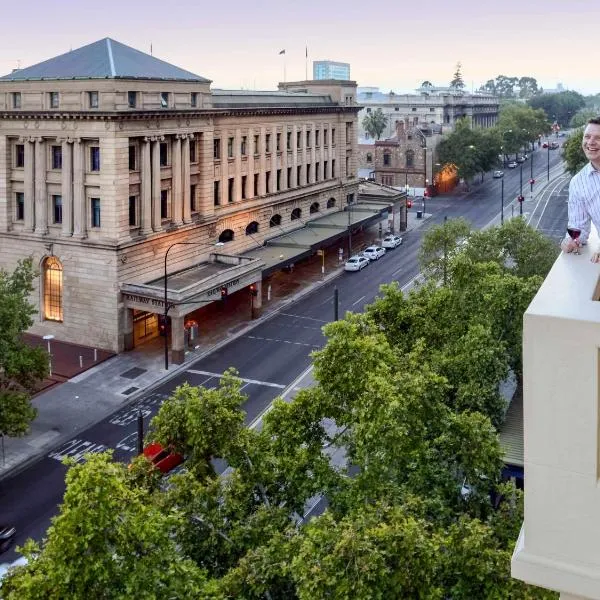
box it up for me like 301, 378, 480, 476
568, 162, 600, 244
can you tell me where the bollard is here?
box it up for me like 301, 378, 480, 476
267, 284, 272, 302
79, 355, 83, 368
94, 348, 98, 362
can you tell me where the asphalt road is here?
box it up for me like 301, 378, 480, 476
0, 145, 567, 562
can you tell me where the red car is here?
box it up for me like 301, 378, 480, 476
142, 442, 184, 474
542, 142, 549, 148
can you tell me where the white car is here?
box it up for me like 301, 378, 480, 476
382, 235, 403, 249
344, 255, 369, 272
492, 170, 504, 178
362, 245, 386, 261
507, 161, 518, 169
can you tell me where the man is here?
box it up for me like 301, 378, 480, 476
562, 118, 600, 262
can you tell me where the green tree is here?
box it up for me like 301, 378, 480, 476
361, 108, 388, 140
450, 62, 465, 89
562, 127, 586, 175
495, 104, 549, 157
569, 109, 597, 128
528, 91, 586, 127
518, 76, 539, 99
0, 258, 47, 438
495, 75, 519, 99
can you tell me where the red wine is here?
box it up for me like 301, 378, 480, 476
567, 228, 581, 241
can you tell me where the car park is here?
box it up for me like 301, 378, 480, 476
507, 161, 518, 169
382, 235, 403, 249
344, 255, 369, 272
362, 246, 386, 261
492, 170, 504, 178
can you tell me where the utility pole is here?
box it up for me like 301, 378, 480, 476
333, 287, 339, 321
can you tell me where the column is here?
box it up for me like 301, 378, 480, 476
172, 135, 183, 226
60, 139, 73, 236
122, 307, 134, 351
251, 280, 262, 318
34, 137, 48, 235
310, 123, 316, 184
292, 125, 298, 187
182, 135, 192, 222
171, 315, 185, 364
151, 137, 162, 231
260, 127, 267, 195
72, 139, 86, 238
141, 138, 152, 234
221, 129, 229, 204
21, 138, 35, 231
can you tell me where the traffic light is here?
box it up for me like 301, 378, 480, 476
406, 199, 413, 209
220, 287, 228, 300
249, 284, 258, 297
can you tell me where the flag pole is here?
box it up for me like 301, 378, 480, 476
305, 46, 307, 80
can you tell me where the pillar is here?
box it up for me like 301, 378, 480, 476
72, 139, 86, 238
172, 135, 183, 226
252, 280, 263, 318
151, 137, 162, 231
122, 307, 134, 351
34, 137, 48, 235
23, 138, 35, 232
171, 315, 185, 364
61, 139, 73, 236
141, 138, 152, 234
182, 135, 192, 222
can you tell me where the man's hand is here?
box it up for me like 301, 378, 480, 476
561, 236, 580, 253
592, 250, 600, 263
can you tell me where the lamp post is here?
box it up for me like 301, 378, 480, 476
547, 141, 550, 182
43, 334, 54, 377
347, 194, 353, 256
424, 179, 428, 214
500, 177, 504, 225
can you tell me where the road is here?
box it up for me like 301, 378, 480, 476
0, 146, 567, 561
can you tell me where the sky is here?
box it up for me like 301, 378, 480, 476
1, 0, 598, 95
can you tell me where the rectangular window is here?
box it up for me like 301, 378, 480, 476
265, 134, 271, 153
276, 133, 281, 152
253, 173, 259, 197
88, 91, 99, 109
228, 177, 234, 203
90, 197, 101, 228
128, 91, 137, 108
332, 128, 336, 145
129, 145, 136, 171
297, 131, 301, 149
159, 142, 168, 166
430, 107, 435, 112
190, 184, 196, 212
90, 146, 100, 171
51, 145, 62, 170
129, 195, 137, 226
160, 92, 169, 108
241, 136, 247, 156
160, 189, 169, 219
324, 129, 329, 146
346, 156, 350, 175
49, 92, 59, 108
332, 159, 336, 177
276, 169, 281, 191
213, 180, 220, 206
324, 160, 329, 177
191, 92, 198, 107
213, 138, 221, 160
306, 130, 311, 148
297, 165, 302, 185
241, 175, 247, 200
315, 163, 320, 182
346, 122, 353, 143
315, 130, 320, 147
254, 135, 260, 155
189, 140, 197, 163
287, 166, 292, 188
15, 192, 24, 220
306, 164, 311, 182
227, 137, 234, 158
411, 107, 417, 112
12, 92, 21, 109
15, 144, 24, 168
266, 171, 271, 194
287, 131, 292, 150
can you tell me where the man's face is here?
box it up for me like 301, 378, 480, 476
582, 123, 600, 165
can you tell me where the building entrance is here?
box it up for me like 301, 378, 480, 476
133, 310, 159, 346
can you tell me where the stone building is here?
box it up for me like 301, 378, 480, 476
0, 38, 367, 362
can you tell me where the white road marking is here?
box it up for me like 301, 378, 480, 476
246, 335, 319, 348
186, 369, 286, 389
49, 439, 109, 463
351, 295, 366, 306
280, 313, 328, 323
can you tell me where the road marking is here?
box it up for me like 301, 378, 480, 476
351, 295, 366, 306
400, 273, 422, 291
186, 369, 286, 389
49, 439, 109, 463
280, 313, 328, 323
109, 393, 167, 426
246, 335, 319, 348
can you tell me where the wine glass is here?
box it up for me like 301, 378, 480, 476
567, 227, 582, 254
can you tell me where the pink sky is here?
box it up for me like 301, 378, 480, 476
1, 0, 597, 95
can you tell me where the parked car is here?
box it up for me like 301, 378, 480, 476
492, 170, 504, 178
344, 255, 369, 272
516, 156, 526, 163
362, 246, 386, 261
507, 161, 518, 169
0, 525, 16, 554
542, 142, 549, 148
550, 142, 560, 149
382, 235, 403, 249
142, 442, 184, 475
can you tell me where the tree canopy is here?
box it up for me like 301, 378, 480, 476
562, 127, 586, 175
362, 108, 388, 140
528, 91, 586, 127
450, 62, 465, 89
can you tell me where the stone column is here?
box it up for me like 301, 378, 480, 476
122, 307, 134, 351
292, 125, 298, 187
34, 137, 48, 235
141, 138, 152, 234
172, 135, 183, 226
72, 138, 86, 238
21, 137, 35, 232
60, 138, 73, 236
151, 136, 163, 231
251, 280, 262, 318
182, 134, 192, 222
171, 315, 185, 364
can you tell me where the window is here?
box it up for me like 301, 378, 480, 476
332, 159, 336, 177
245, 221, 259, 235
213, 138, 221, 160
159, 143, 168, 166
90, 198, 101, 228
310, 202, 319, 214
366, 153, 373, 163
411, 107, 417, 112
291, 207, 301, 221
346, 156, 350, 176
287, 167, 292, 187
218, 229, 234, 243
287, 131, 292, 150
327, 197, 336, 209
191, 92, 198, 107
297, 165, 302, 185
430, 107, 435, 112
228, 177, 234, 203
88, 91, 99, 109
266, 171, 271, 194
405, 149, 414, 168
160, 190, 169, 219
269, 214, 281, 227
324, 160, 328, 177
306, 130, 311, 148
43, 256, 63, 322
315, 163, 320, 182
129, 145, 137, 171
345, 122, 353, 143
52, 195, 62, 224
190, 184, 196, 212
227, 137, 234, 158
276, 133, 281, 152
51, 145, 62, 170
395, 107, 400, 111
276, 169, 281, 191
253, 173, 259, 196
128, 91, 137, 108
241, 175, 247, 200
160, 92, 169, 108
15, 144, 24, 168
297, 131, 301, 149
315, 130, 320, 147
12, 92, 21, 109
213, 180, 220, 206
15, 192, 24, 220
90, 146, 100, 171
254, 135, 259, 155
128, 195, 138, 226
241, 136, 247, 156
265, 134, 271, 153
366, 108, 372, 114
49, 92, 59, 108
306, 164, 311, 182
332, 128, 336, 145
189, 140, 196, 163
324, 129, 329, 146
383, 152, 391, 166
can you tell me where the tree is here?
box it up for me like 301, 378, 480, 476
518, 77, 539, 99
450, 62, 465, 89
0, 258, 47, 438
570, 109, 597, 129
480, 79, 496, 95
495, 75, 519, 99
562, 127, 586, 175
420, 80, 433, 89
528, 91, 586, 127
362, 108, 388, 140
495, 104, 549, 157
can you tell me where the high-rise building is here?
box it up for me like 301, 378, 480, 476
313, 61, 350, 81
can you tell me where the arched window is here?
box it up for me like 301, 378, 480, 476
245, 221, 259, 235
43, 256, 63, 322
383, 151, 391, 166
291, 208, 301, 221
309, 202, 319, 214
269, 214, 282, 228
366, 152, 372, 163
218, 229, 234, 243
405, 149, 414, 168
326, 197, 336, 209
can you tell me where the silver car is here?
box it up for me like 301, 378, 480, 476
362, 245, 386, 261
382, 235, 403, 249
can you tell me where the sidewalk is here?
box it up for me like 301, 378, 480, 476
1, 212, 431, 481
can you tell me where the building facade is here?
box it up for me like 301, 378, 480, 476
0, 38, 361, 361
313, 61, 351, 81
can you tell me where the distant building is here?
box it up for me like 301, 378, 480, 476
313, 61, 350, 81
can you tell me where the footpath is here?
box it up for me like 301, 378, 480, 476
1, 212, 431, 481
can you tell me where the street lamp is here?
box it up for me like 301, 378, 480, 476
43, 334, 54, 377
500, 177, 504, 225
424, 179, 428, 214
547, 141, 551, 182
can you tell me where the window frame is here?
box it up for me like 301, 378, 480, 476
43, 256, 63, 322
12, 92, 21, 109
51, 145, 62, 170
213, 138, 221, 160
90, 146, 100, 172
15, 143, 24, 168
49, 92, 59, 109
191, 92, 198, 108
160, 92, 169, 108
90, 197, 101, 228
88, 91, 99, 109
128, 145, 137, 171
128, 91, 137, 108
52, 194, 63, 224
159, 142, 168, 167
213, 180, 220, 206
15, 191, 24, 220
160, 189, 169, 219
128, 195, 138, 227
